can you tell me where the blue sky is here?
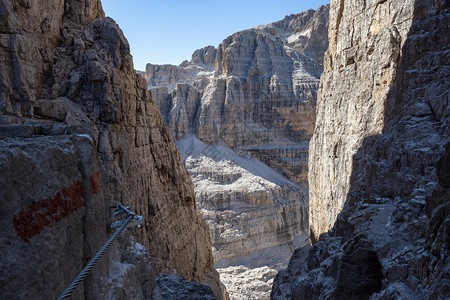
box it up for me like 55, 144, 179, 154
101, 0, 330, 71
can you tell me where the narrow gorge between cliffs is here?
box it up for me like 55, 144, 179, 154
1, 0, 448, 299
140, 6, 329, 299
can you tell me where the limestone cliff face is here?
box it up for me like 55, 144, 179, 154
144, 46, 217, 91
146, 6, 329, 187
308, 0, 423, 243
0, 0, 222, 298
176, 136, 309, 266
272, 0, 449, 298
175, 135, 308, 300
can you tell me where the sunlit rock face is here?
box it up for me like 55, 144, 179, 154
176, 136, 309, 265
272, 0, 450, 299
308, 0, 419, 242
143, 46, 216, 92
176, 135, 309, 300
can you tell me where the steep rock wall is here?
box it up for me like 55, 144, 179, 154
176, 136, 309, 267
175, 136, 308, 300
0, 125, 156, 299
308, 0, 417, 241
0, 0, 223, 298
272, 0, 449, 298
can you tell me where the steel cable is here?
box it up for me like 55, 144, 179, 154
57, 212, 134, 300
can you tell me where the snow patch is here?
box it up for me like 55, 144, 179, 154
286, 28, 312, 44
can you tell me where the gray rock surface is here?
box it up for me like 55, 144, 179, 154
217, 266, 278, 300
0, 124, 156, 299
142, 46, 217, 91
0, 125, 115, 300
308, 0, 418, 241
0, 0, 224, 299
152, 274, 216, 300
272, 0, 449, 299
100, 236, 156, 299
176, 136, 309, 268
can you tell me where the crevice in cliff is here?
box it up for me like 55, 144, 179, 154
334, 0, 345, 52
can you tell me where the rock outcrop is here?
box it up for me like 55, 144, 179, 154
308, 0, 418, 242
272, 0, 449, 298
152, 274, 216, 300
218, 266, 278, 300
0, 0, 223, 298
143, 46, 217, 91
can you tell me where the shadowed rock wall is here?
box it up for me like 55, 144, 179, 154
272, 0, 449, 298
308, 0, 418, 240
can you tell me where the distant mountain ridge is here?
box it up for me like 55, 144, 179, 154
143, 5, 329, 186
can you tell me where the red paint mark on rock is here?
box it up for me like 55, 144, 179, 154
13, 180, 86, 242
90, 171, 102, 195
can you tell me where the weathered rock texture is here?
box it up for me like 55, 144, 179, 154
0, 0, 223, 298
272, 0, 449, 298
143, 46, 217, 91
0, 125, 113, 299
309, 0, 418, 242
217, 266, 278, 300
145, 6, 329, 187
176, 136, 309, 266
152, 274, 216, 300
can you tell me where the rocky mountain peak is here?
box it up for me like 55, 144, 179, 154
145, 5, 329, 186
189, 45, 217, 70
215, 6, 329, 77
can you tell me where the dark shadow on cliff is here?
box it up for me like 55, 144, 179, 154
322, 0, 449, 298
336, 0, 449, 236
272, 0, 450, 299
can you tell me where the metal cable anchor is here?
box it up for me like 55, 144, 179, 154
57, 203, 143, 300
111, 203, 143, 229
